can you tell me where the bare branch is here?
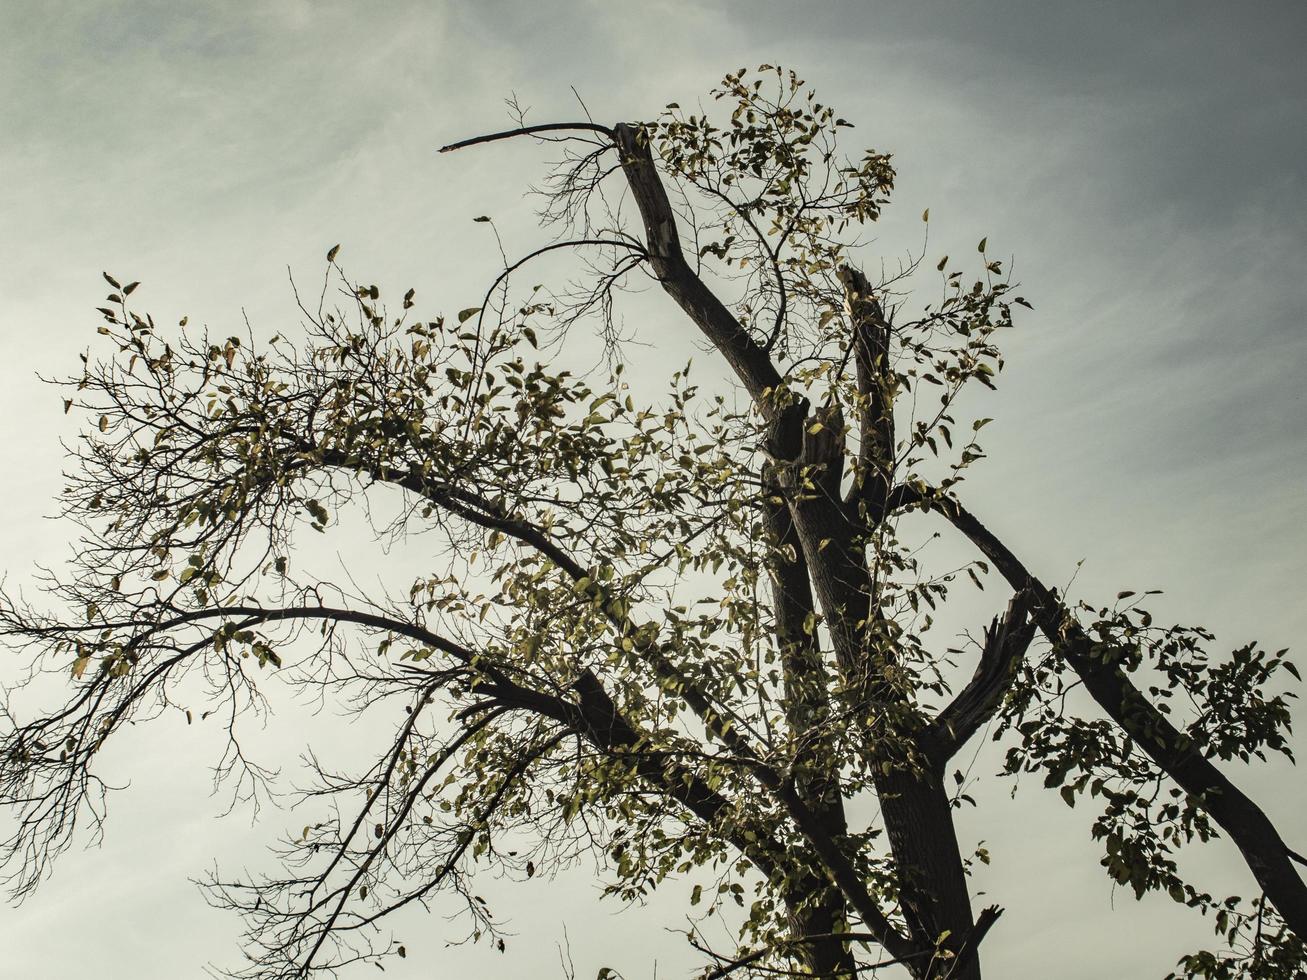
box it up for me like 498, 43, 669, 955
438, 122, 613, 154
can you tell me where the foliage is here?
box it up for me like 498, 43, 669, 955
0, 66, 1302, 979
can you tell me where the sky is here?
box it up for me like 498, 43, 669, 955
1, 1, 1305, 977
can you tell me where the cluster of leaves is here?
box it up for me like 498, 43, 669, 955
996, 594, 1300, 975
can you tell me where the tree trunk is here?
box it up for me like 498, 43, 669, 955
786, 884, 859, 977
876, 768, 980, 980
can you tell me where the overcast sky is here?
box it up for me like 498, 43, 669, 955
1, 2, 1304, 978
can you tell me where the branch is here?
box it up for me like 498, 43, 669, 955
763, 487, 845, 832
893, 482, 1307, 940
361, 467, 914, 957
942, 905, 1003, 979
925, 591, 1035, 768
438, 122, 613, 154
610, 123, 790, 423
838, 265, 895, 522
698, 931, 929, 980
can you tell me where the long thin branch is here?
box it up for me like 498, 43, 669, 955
438, 122, 614, 154
699, 931, 929, 980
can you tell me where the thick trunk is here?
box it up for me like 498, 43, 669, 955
876, 768, 980, 980
786, 887, 860, 977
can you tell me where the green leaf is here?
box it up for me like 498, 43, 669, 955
458, 307, 481, 324
326, 244, 340, 262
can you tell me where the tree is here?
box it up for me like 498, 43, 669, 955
1, 66, 1302, 979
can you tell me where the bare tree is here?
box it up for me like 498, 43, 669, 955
1, 67, 1302, 979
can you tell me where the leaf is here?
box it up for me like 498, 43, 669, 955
473, 215, 491, 223
71, 656, 91, 679
102, 272, 121, 289
98, 415, 109, 432
977, 237, 988, 253
327, 244, 340, 262
458, 307, 481, 324
936, 255, 948, 271
122, 281, 140, 296
397, 947, 406, 959
921, 208, 929, 222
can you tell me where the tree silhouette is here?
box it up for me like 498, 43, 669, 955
1, 67, 1302, 979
